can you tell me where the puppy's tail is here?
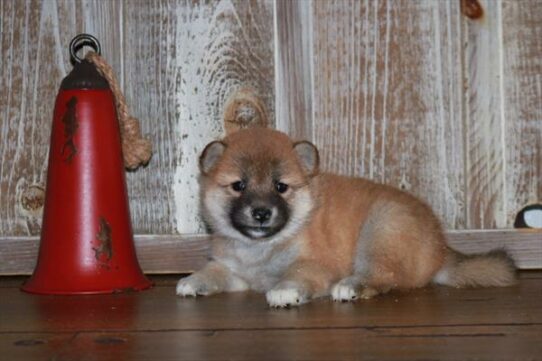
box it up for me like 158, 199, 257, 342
433, 248, 517, 288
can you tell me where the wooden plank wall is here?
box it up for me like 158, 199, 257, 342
275, 0, 313, 140
463, 0, 505, 229
276, 0, 541, 230
0, 0, 275, 236
501, 0, 542, 227
310, 0, 465, 228
121, 0, 274, 235
1, 0, 541, 240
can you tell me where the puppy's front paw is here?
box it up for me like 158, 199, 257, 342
266, 281, 309, 308
176, 275, 215, 297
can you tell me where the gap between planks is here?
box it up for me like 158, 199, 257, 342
3, 325, 542, 361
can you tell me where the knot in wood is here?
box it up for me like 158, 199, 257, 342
21, 185, 45, 212
224, 88, 268, 134
461, 0, 484, 20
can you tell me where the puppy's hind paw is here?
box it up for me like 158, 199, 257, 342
331, 283, 359, 302
266, 282, 308, 308
359, 287, 381, 300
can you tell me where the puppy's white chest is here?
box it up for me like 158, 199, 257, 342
218, 240, 299, 292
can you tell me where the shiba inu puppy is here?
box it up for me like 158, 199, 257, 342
176, 127, 516, 307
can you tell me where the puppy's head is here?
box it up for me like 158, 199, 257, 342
199, 128, 319, 243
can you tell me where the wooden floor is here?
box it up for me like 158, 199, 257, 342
1, 272, 541, 361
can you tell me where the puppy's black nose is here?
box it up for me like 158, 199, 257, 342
251, 207, 272, 223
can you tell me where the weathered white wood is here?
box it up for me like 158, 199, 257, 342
310, 0, 465, 229
121, 0, 183, 235
0, 0, 275, 236
123, 0, 275, 235
1, 0, 540, 243
463, 0, 506, 229
1, 229, 539, 275
172, 0, 274, 234
275, 0, 313, 140
0, 0, 122, 236
501, 0, 542, 226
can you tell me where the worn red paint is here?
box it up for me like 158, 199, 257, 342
61, 96, 79, 163
93, 217, 113, 262
21, 54, 151, 295
461, 0, 484, 20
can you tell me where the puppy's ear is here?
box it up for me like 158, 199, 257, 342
293, 141, 319, 176
199, 141, 226, 175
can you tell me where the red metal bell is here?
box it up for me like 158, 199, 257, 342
22, 34, 152, 294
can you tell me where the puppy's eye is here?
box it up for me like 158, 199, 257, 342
275, 182, 289, 194
231, 181, 246, 192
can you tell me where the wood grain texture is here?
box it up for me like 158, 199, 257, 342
122, 0, 274, 234
121, 0, 179, 235
274, 0, 313, 140
2, 273, 542, 333
0, 0, 275, 236
0, 333, 76, 361
463, 0, 506, 229
175, 0, 274, 234
1, 0, 541, 241
1, 229, 539, 275
0, 234, 210, 275
310, 0, 465, 229
501, 0, 542, 226
2, 273, 541, 360
0, 0, 121, 236
41, 325, 542, 361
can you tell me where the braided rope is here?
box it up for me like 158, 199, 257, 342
85, 51, 152, 170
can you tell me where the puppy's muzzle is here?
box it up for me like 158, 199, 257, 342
229, 193, 290, 239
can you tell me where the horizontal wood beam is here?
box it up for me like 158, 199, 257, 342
0, 230, 540, 275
